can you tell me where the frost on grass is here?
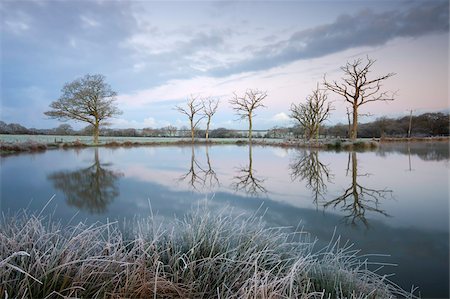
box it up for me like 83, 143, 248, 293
0, 208, 417, 298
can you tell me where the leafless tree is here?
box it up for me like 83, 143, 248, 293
231, 144, 267, 196
324, 57, 396, 140
229, 89, 267, 143
44, 74, 122, 144
324, 152, 392, 227
290, 150, 333, 204
290, 84, 332, 140
202, 97, 220, 142
163, 125, 177, 137
175, 96, 205, 143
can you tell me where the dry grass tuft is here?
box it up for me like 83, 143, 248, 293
1, 208, 417, 298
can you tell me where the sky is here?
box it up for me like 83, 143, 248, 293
1, 0, 449, 130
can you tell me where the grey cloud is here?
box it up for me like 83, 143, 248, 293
209, 1, 449, 77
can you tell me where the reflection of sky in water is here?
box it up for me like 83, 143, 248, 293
1, 142, 448, 297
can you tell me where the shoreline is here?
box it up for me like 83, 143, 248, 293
1, 135, 448, 155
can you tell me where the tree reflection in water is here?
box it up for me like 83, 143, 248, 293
204, 146, 220, 189
178, 146, 219, 192
290, 149, 332, 204
48, 148, 122, 213
178, 146, 206, 191
325, 152, 392, 227
231, 144, 267, 196
290, 150, 392, 227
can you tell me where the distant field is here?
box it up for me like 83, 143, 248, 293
0, 134, 284, 145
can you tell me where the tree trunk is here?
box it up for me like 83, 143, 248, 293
190, 119, 194, 144
351, 106, 358, 141
315, 124, 319, 140
206, 118, 210, 143
248, 114, 253, 144
93, 119, 100, 145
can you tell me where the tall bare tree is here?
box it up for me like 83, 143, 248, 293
202, 97, 219, 142
175, 96, 205, 143
324, 57, 395, 140
44, 74, 122, 144
229, 89, 267, 143
290, 84, 332, 140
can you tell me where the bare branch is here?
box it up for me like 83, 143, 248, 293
290, 84, 333, 140
229, 89, 267, 142
323, 57, 395, 139
175, 95, 205, 143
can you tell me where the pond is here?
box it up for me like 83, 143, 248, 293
1, 142, 448, 297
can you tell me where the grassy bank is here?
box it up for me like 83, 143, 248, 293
378, 136, 450, 143
0, 138, 381, 155
1, 208, 415, 298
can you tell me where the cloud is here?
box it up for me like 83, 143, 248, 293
4, 20, 29, 33
272, 112, 290, 122
80, 15, 100, 28
209, 1, 449, 76
110, 117, 171, 129
2, 10, 31, 34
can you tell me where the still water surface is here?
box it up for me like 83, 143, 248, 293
1, 143, 448, 297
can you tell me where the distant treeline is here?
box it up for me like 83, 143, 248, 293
323, 112, 449, 138
1, 112, 448, 138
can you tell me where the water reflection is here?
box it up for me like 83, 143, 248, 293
289, 150, 393, 226
178, 146, 206, 191
290, 150, 332, 204
231, 144, 267, 196
178, 146, 220, 191
48, 148, 123, 213
204, 146, 220, 189
378, 142, 449, 162
325, 152, 392, 227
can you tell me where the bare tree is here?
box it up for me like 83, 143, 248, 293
162, 125, 177, 137
175, 96, 205, 143
290, 84, 332, 140
44, 74, 122, 144
202, 97, 220, 142
324, 57, 395, 140
229, 89, 267, 143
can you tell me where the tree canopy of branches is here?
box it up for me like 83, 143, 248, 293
44, 74, 122, 144
290, 84, 332, 140
202, 97, 219, 142
176, 96, 205, 143
324, 57, 395, 140
229, 89, 267, 143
